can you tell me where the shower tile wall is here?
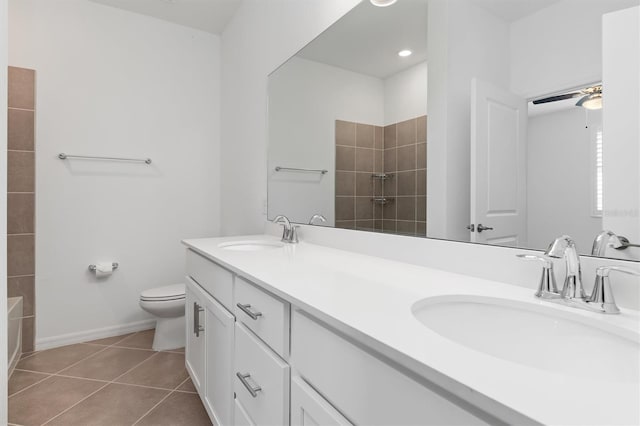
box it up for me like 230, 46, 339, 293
7, 66, 36, 353
335, 120, 384, 231
335, 116, 427, 237
383, 116, 427, 236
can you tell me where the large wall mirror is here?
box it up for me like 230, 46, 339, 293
267, 0, 640, 262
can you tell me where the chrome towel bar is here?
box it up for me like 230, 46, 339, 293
59, 153, 152, 164
275, 166, 328, 174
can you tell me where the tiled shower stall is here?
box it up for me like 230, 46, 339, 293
335, 116, 427, 237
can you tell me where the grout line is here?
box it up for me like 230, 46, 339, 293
7, 149, 35, 153
8, 372, 53, 398
131, 390, 174, 426
8, 106, 35, 112
132, 363, 191, 426
41, 381, 110, 425
42, 347, 162, 425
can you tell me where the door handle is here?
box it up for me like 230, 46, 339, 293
193, 302, 204, 337
236, 372, 262, 397
477, 224, 494, 233
236, 303, 263, 320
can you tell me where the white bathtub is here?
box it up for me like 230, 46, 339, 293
8, 297, 23, 377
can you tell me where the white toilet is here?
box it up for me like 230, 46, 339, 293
139, 283, 186, 351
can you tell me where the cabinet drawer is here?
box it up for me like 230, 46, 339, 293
291, 310, 489, 426
234, 323, 290, 426
291, 376, 352, 426
234, 399, 255, 426
235, 277, 290, 358
186, 249, 233, 311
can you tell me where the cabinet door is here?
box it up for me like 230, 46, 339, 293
291, 376, 352, 426
185, 278, 206, 395
203, 292, 235, 426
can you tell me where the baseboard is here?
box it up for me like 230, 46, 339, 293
35, 319, 156, 351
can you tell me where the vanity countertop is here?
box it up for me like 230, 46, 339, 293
183, 235, 640, 426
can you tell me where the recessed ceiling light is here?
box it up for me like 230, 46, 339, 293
370, 0, 398, 7
398, 50, 412, 57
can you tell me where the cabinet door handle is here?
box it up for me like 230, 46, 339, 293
193, 302, 204, 337
236, 303, 263, 320
236, 372, 262, 397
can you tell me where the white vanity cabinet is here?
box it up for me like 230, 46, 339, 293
185, 246, 490, 426
291, 310, 489, 426
185, 252, 236, 426
186, 249, 291, 426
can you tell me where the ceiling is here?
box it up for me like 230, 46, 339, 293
297, 0, 428, 79
470, 0, 563, 22
89, 0, 242, 34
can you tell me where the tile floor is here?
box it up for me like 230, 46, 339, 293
8, 329, 212, 426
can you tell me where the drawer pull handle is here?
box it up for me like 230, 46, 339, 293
236, 372, 262, 397
236, 303, 263, 320
193, 302, 204, 337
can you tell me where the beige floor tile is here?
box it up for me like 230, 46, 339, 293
136, 391, 212, 426
46, 383, 168, 426
8, 370, 50, 396
116, 352, 188, 390
16, 344, 104, 373
86, 332, 134, 346
176, 377, 196, 393
165, 346, 185, 353
114, 329, 155, 350
8, 376, 104, 426
60, 347, 155, 381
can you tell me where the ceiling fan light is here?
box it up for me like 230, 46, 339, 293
576, 93, 602, 110
370, 0, 398, 7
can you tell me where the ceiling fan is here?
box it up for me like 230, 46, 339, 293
532, 84, 602, 110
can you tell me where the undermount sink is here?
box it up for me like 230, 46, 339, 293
218, 240, 285, 251
412, 295, 640, 383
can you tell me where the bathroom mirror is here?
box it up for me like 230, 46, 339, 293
267, 0, 640, 261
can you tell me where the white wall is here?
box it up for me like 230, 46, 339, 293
268, 56, 384, 225
527, 108, 603, 251
426, 0, 510, 242
9, 0, 221, 347
220, 0, 360, 236
384, 61, 428, 125
510, 0, 640, 98
1, 0, 9, 420
602, 6, 640, 261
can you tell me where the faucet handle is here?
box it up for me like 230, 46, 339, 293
587, 266, 640, 314
308, 214, 327, 225
516, 254, 559, 298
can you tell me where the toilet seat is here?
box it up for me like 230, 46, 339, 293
140, 283, 185, 302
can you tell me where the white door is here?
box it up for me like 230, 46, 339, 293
470, 78, 527, 246
203, 291, 235, 426
185, 278, 206, 395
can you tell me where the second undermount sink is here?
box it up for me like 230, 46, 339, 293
218, 240, 285, 251
412, 295, 640, 383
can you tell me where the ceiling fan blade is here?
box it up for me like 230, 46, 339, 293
532, 92, 582, 105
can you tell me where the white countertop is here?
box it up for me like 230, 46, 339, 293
183, 235, 640, 426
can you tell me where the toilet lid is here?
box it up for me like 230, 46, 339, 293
140, 283, 185, 301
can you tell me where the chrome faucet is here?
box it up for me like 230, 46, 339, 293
591, 230, 626, 256
544, 235, 586, 300
308, 214, 327, 225
273, 215, 299, 244
518, 234, 640, 314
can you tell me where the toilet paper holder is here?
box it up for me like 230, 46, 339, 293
88, 262, 119, 272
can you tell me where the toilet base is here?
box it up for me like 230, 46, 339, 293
152, 315, 185, 351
